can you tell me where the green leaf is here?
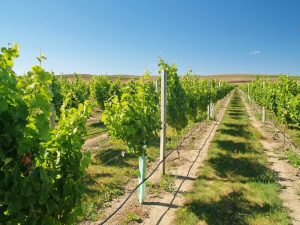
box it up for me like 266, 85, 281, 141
0, 98, 8, 112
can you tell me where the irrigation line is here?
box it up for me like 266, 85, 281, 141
98, 95, 231, 225
268, 119, 300, 153
101, 152, 125, 166
98, 149, 116, 159
99, 124, 200, 167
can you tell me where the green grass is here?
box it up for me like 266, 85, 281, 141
84, 121, 107, 139
286, 124, 300, 148
80, 137, 160, 221
285, 150, 300, 168
174, 91, 290, 225
121, 212, 143, 224
148, 174, 176, 195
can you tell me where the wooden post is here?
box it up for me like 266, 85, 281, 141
208, 81, 211, 120
160, 70, 167, 175
262, 81, 266, 124
138, 155, 147, 203
207, 104, 211, 120
217, 82, 221, 108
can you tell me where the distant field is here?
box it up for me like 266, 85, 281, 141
57, 74, 299, 84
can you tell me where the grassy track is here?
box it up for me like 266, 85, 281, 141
174, 91, 290, 225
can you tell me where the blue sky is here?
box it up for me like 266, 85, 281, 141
1, 0, 300, 75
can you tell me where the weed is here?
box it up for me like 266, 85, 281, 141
159, 175, 176, 193
285, 149, 300, 168
121, 213, 142, 224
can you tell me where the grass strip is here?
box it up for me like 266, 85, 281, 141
175, 91, 290, 225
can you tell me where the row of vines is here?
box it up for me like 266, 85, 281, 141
0, 44, 232, 224
241, 76, 300, 125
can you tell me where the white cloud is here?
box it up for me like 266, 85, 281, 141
250, 50, 261, 55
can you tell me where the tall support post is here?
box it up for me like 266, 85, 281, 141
217, 81, 221, 110
160, 70, 167, 175
207, 80, 212, 120
262, 81, 266, 124
207, 104, 211, 120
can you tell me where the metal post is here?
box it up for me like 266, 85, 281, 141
160, 70, 167, 175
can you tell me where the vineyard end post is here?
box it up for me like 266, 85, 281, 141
208, 81, 211, 120
262, 81, 266, 124
160, 70, 167, 175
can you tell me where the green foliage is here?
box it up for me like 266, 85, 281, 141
90, 76, 122, 110
90, 76, 111, 110
109, 79, 122, 100
121, 212, 142, 224
159, 175, 175, 192
159, 59, 233, 129
60, 74, 90, 110
102, 75, 160, 156
285, 150, 300, 168
181, 75, 232, 122
36, 52, 47, 66
181, 75, 207, 122
50, 76, 64, 117
159, 59, 188, 132
0, 44, 91, 225
288, 94, 300, 124
242, 76, 300, 124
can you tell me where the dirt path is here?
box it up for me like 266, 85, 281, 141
241, 93, 300, 225
89, 93, 232, 225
